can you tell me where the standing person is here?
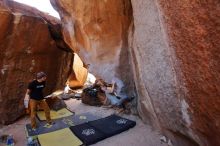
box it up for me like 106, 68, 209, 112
26, 71, 52, 130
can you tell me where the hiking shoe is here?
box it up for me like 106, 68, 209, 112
43, 123, 53, 128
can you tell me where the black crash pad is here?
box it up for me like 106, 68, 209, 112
70, 123, 106, 145
70, 114, 136, 145
88, 114, 136, 137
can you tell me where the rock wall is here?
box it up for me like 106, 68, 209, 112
130, 0, 199, 145
0, 1, 73, 124
50, 0, 135, 96
51, 0, 220, 146
131, 0, 220, 145
157, 1, 220, 146
130, 0, 180, 133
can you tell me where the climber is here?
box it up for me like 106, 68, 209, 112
100, 78, 134, 110
25, 71, 52, 130
63, 82, 73, 94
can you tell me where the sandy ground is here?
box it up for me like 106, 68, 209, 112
0, 99, 168, 146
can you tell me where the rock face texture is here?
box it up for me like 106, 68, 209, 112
130, 1, 200, 145
157, 1, 220, 146
0, 1, 73, 124
51, 0, 220, 146
67, 53, 88, 88
50, 0, 135, 95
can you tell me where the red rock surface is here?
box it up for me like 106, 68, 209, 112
50, 0, 135, 93
158, 1, 220, 146
67, 53, 88, 88
0, 1, 73, 124
130, 0, 220, 145
7, 0, 89, 89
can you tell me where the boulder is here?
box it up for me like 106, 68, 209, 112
0, 1, 73, 124
50, 0, 134, 92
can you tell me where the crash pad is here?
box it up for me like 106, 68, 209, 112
25, 112, 100, 136
70, 115, 136, 145
37, 108, 73, 120
25, 115, 74, 136
70, 123, 106, 145
38, 128, 83, 146
89, 114, 136, 137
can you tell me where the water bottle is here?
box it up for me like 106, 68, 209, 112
6, 134, 14, 146
27, 137, 39, 146
24, 94, 30, 108
27, 137, 33, 145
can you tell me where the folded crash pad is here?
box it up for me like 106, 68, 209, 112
37, 108, 73, 121
38, 128, 83, 146
70, 123, 106, 145
88, 114, 136, 137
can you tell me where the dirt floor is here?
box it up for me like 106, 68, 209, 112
0, 98, 169, 146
